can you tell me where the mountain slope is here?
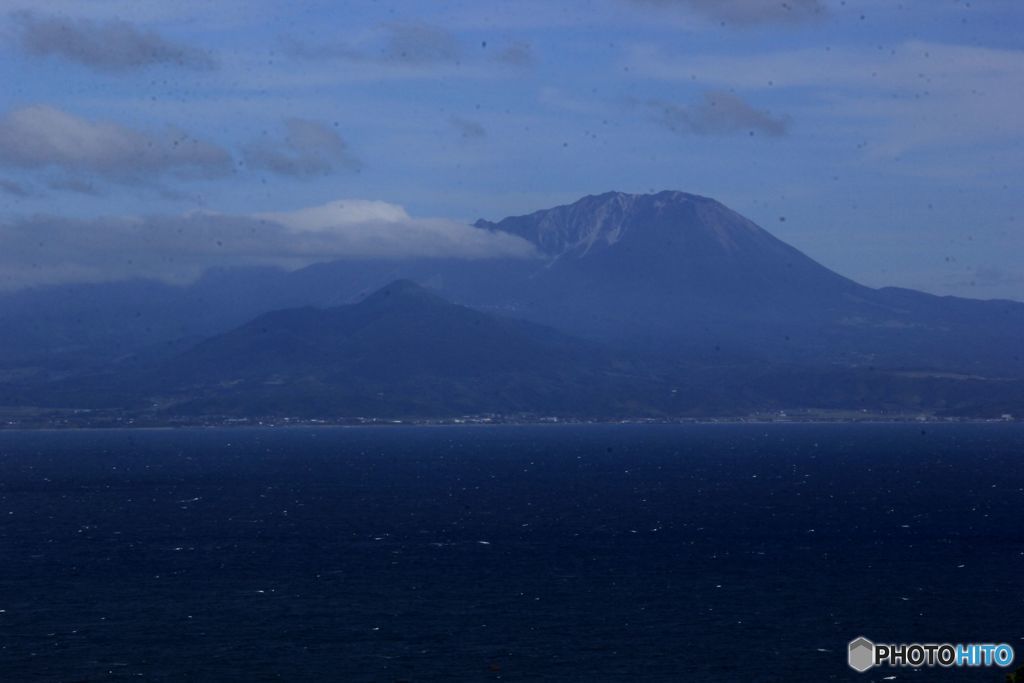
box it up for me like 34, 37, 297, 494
476, 191, 1024, 376
6, 279, 1023, 420
1, 191, 1021, 385
142, 280, 670, 417
476, 190, 857, 298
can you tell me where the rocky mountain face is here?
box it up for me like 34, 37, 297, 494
475, 191, 1023, 376
476, 190, 865, 341
478, 191, 844, 281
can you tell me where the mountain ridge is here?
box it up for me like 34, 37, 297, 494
12, 278, 1022, 422
1, 190, 1022, 420
135, 279, 670, 418
477, 190, 773, 259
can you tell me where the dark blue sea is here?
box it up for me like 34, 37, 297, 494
1, 424, 1022, 681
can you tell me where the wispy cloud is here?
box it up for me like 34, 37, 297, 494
0, 178, 30, 197
649, 91, 788, 136
380, 22, 462, 64
47, 176, 102, 196
242, 118, 361, 177
279, 22, 532, 82
284, 22, 462, 66
493, 41, 535, 67
627, 41, 1024, 155
0, 200, 539, 289
626, 40, 1024, 94
10, 10, 216, 71
0, 105, 232, 183
626, 0, 827, 26
450, 116, 487, 140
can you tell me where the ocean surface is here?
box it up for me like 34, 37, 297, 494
0, 424, 1022, 681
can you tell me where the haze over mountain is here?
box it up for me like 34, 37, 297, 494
13, 277, 1022, 421
2, 191, 1023, 420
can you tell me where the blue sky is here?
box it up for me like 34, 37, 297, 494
0, 0, 1022, 299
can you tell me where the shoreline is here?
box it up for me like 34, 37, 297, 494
0, 413, 1018, 431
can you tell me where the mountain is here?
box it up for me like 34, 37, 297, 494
476, 191, 847, 293
0, 259, 539, 374
1, 190, 1022, 420
5, 278, 1023, 421
474, 190, 863, 344
477, 191, 1024, 376
134, 280, 671, 418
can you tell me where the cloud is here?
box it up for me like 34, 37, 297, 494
494, 42, 534, 67
285, 22, 462, 66
11, 10, 215, 71
47, 176, 102, 195
0, 178, 30, 197
277, 24, 535, 83
649, 91, 788, 136
0, 200, 539, 289
450, 116, 487, 140
381, 22, 462, 64
627, 0, 826, 25
627, 40, 1024, 94
258, 200, 536, 259
242, 118, 361, 177
627, 41, 1024, 156
0, 105, 232, 182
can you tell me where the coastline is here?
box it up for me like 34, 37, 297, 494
0, 410, 1017, 431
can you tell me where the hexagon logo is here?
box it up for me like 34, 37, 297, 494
848, 636, 875, 673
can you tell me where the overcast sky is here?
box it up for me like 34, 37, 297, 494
0, 0, 1021, 299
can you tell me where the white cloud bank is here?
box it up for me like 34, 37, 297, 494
0, 199, 538, 290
